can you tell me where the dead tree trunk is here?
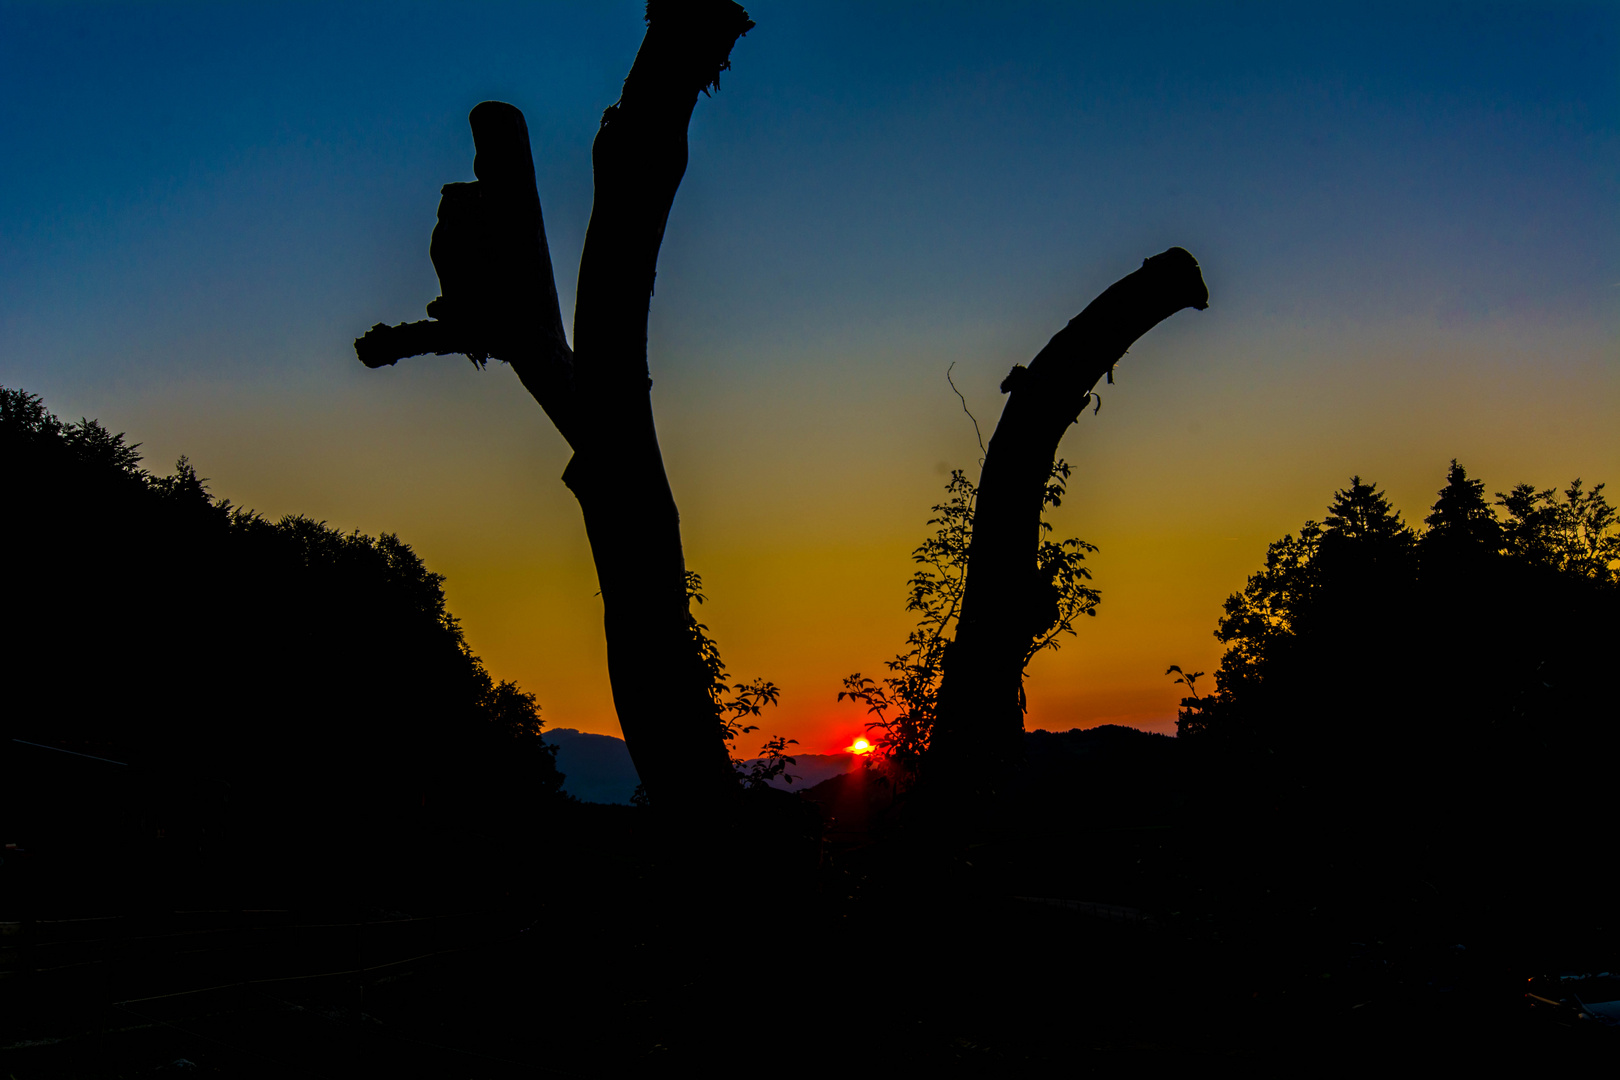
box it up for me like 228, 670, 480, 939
355, 0, 755, 815
926, 248, 1209, 807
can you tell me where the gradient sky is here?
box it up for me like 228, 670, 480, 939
4, 2, 1616, 751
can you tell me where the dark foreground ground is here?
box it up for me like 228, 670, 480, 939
5, 744, 1616, 1075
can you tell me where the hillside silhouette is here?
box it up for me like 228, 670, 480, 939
0, 387, 565, 914
544, 728, 641, 804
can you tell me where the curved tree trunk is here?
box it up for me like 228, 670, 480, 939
926, 248, 1209, 808
355, 0, 754, 816
562, 1, 756, 816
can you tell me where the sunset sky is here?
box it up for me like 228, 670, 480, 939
3, 2, 1616, 752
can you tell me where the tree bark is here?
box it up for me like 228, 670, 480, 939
926, 247, 1209, 805
355, 0, 754, 815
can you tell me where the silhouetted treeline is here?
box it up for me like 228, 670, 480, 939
1174, 462, 1619, 938
0, 387, 563, 911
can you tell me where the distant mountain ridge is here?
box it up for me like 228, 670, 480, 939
545, 730, 862, 803
544, 729, 641, 805
752, 752, 860, 791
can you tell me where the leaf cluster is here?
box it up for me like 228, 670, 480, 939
1496, 477, 1620, 580
1030, 460, 1103, 662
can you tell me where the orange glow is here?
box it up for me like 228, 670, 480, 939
847, 737, 873, 754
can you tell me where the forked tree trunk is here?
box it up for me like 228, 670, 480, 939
356, 0, 754, 815
926, 248, 1209, 806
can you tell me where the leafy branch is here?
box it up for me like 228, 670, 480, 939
687, 571, 798, 789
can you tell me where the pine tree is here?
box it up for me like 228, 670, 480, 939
1421, 459, 1501, 558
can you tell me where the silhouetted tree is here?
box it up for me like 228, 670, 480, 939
1496, 477, 1620, 581
1196, 467, 1618, 756
1198, 475, 1418, 756
1420, 459, 1500, 565
1175, 462, 1619, 931
355, 1, 754, 816
924, 250, 1209, 805
841, 462, 1099, 793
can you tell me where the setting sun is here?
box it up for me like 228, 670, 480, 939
847, 738, 873, 755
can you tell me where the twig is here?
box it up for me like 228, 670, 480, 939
946, 362, 987, 463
